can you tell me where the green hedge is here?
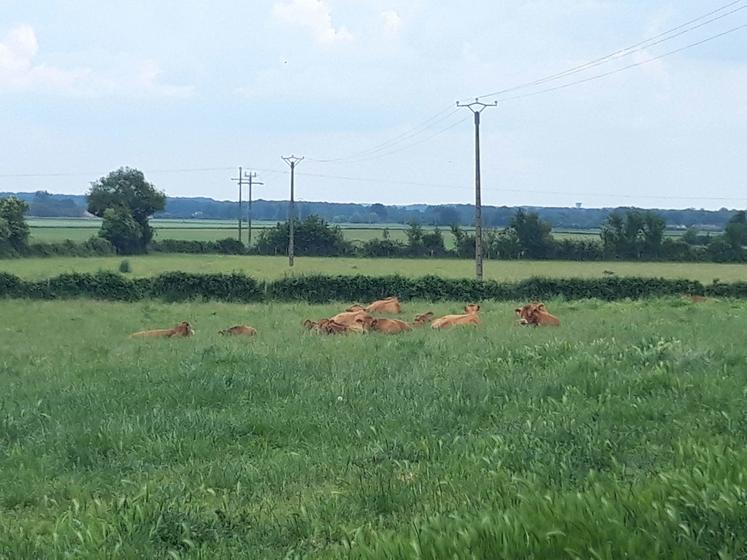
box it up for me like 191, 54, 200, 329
1, 271, 745, 303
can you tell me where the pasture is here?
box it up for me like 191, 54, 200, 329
1, 297, 746, 558
2, 253, 745, 284
26, 217, 687, 245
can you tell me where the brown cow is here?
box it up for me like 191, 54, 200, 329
371, 318, 412, 334
219, 325, 257, 336
130, 321, 194, 338
413, 312, 434, 327
515, 303, 560, 327
303, 318, 354, 335
431, 304, 481, 330
347, 297, 402, 314
330, 310, 375, 330
367, 297, 402, 314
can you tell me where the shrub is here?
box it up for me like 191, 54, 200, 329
0, 272, 744, 303
119, 259, 132, 273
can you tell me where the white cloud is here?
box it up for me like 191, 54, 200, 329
381, 9, 402, 35
273, 0, 353, 45
0, 24, 88, 93
0, 24, 194, 98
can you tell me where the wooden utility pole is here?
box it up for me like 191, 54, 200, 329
245, 172, 263, 247
456, 98, 497, 280
281, 155, 304, 267
231, 167, 245, 243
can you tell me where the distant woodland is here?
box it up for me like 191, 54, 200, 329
1, 190, 738, 230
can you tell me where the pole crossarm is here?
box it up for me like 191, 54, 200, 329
456, 98, 498, 114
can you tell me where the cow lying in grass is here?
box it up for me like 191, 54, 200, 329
431, 304, 481, 329
515, 303, 560, 326
370, 318, 412, 334
347, 296, 402, 314
130, 321, 194, 338
219, 325, 257, 336
303, 318, 352, 335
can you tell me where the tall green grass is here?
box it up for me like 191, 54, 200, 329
1, 298, 746, 558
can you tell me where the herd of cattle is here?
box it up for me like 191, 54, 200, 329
128, 297, 561, 338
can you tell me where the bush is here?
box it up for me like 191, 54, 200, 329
22, 238, 115, 258
119, 259, 132, 273
1, 271, 744, 303
150, 238, 246, 255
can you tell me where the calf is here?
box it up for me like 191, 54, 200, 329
413, 312, 434, 327
515, 303, 560, 327
431, 304, 481, 330
130, 321, 194, 338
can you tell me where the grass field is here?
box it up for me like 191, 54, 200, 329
1, 298, 746, 558
2, 254, 745, 283
26, 218, 689, 245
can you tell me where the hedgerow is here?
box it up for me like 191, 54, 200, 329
0, 271, 744, 302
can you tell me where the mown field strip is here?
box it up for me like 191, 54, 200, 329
2, 254, 745, 283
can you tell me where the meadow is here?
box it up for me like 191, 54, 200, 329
2, 253, 745, 283
26, 217, 671, 245
1, 298, 746, 558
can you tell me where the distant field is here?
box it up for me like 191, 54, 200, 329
1, 298, 746, 557
27, 217, 694, 246
3, 254, 745, 283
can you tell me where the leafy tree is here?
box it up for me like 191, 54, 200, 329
255, 215, 350, 256
0, 196, 30, 253
421, 228, 447, 257
87, 167, 165, 252
509, 209, 554, 259
405, 222, 424, 256
601, 210, 666, 259
99, 207, 143, 255
450, 224, 476, 258
488, 229, 521, 259
724, 211, 746, 248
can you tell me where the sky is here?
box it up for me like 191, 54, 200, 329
1, 0, 746, 209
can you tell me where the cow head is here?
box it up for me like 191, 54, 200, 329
414, 311, 434, 324
515, 303, 545, 325
175, 321, 195, 336
355, 314, 375, 330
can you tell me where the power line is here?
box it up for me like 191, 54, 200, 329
501, 23, 747, 102
307, 105, 458, 164
324, 115, 469, 164
471, 0, 747, 101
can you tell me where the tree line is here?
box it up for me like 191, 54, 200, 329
2, 189, 740, 230
1, 168, 745, 262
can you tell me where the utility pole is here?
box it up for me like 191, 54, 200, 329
281, 155, 304, 267
231, 167, 245, 243
457, 98, 497, 281
244, 172, 263, 247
